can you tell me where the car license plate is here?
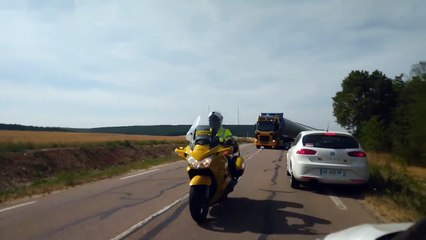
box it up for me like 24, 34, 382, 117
320, 169, 345, 176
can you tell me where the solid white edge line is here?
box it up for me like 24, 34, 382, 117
0, 201, 36, 213
246, 148, 263, 160
120, 169, 160, 180
328, 194, 348, 211
110, 193, 189, 240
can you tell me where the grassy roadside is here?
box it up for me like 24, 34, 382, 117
363, 152, 426, 222
0, 133, 189, 204
0, 155, 180, 203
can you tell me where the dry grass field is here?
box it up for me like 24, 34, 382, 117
367, 152, 426, 179
0, 130, 185, 144
363, 152, 426, 222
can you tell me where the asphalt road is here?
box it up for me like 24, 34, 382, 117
0, 144, 378, 240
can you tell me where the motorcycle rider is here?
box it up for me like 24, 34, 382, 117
208, 111, 243, 189
208, 111, 232, 144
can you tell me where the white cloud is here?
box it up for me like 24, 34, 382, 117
0, 0, 425, 130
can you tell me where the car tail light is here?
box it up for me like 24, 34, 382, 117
348, 151, 366, 157
350, 179, 365, 184
297, 149, 317, 155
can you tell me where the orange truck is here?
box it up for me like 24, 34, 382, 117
255, 113, 293, 149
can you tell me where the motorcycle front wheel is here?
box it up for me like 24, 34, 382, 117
189, 185, 209, 223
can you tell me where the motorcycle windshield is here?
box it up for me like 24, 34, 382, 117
186, 115, 200, 142
193, 125, 212, 145
185, 115, 211, 145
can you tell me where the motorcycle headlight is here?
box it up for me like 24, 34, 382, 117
187, 156, 212, 169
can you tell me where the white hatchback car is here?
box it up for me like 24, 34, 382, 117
286, 131, 369, 189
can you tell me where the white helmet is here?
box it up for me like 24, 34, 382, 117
208, 111, 223, 131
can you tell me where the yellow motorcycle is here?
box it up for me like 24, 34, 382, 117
175, 116, 245, 223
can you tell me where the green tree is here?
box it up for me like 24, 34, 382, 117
404, 76, 426, 165
390, 78, 411, 162
409, 61, 426, 78
391, 61, 426, 166
332, 70, 397, 136
359, 116, 388, 151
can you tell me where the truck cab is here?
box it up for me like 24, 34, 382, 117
255, 113, 284, 149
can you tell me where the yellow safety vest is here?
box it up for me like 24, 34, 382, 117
216, 127, 233, 143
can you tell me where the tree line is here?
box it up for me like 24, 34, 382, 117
79, 125, 255, 137
0, 123, 256, 137
0, 124, 69, 132
333, 61, 426, 166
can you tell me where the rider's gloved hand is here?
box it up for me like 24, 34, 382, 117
224, 139, 233, 146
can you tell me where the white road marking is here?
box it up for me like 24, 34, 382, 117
111, 193, 189, 240
328, 194, 348, 211
246, 148, 263, 160
120, 169, 160, 180
0, 201, 36, 213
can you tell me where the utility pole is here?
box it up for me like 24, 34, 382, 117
237, 105, 240, 125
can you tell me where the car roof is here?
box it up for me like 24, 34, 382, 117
299, 130, 353, 136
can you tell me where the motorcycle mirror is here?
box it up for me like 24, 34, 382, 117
175, 148, 187, 159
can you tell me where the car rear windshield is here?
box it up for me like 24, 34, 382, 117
302, 134, 359, 149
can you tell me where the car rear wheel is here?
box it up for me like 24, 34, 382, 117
290, 174, 300, 189
289, 163, 300, 189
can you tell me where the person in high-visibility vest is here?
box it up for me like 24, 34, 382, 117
208, 111, 244, 187
208, 111, 233, 143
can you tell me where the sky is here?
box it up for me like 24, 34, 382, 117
1, 0, 425, 131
